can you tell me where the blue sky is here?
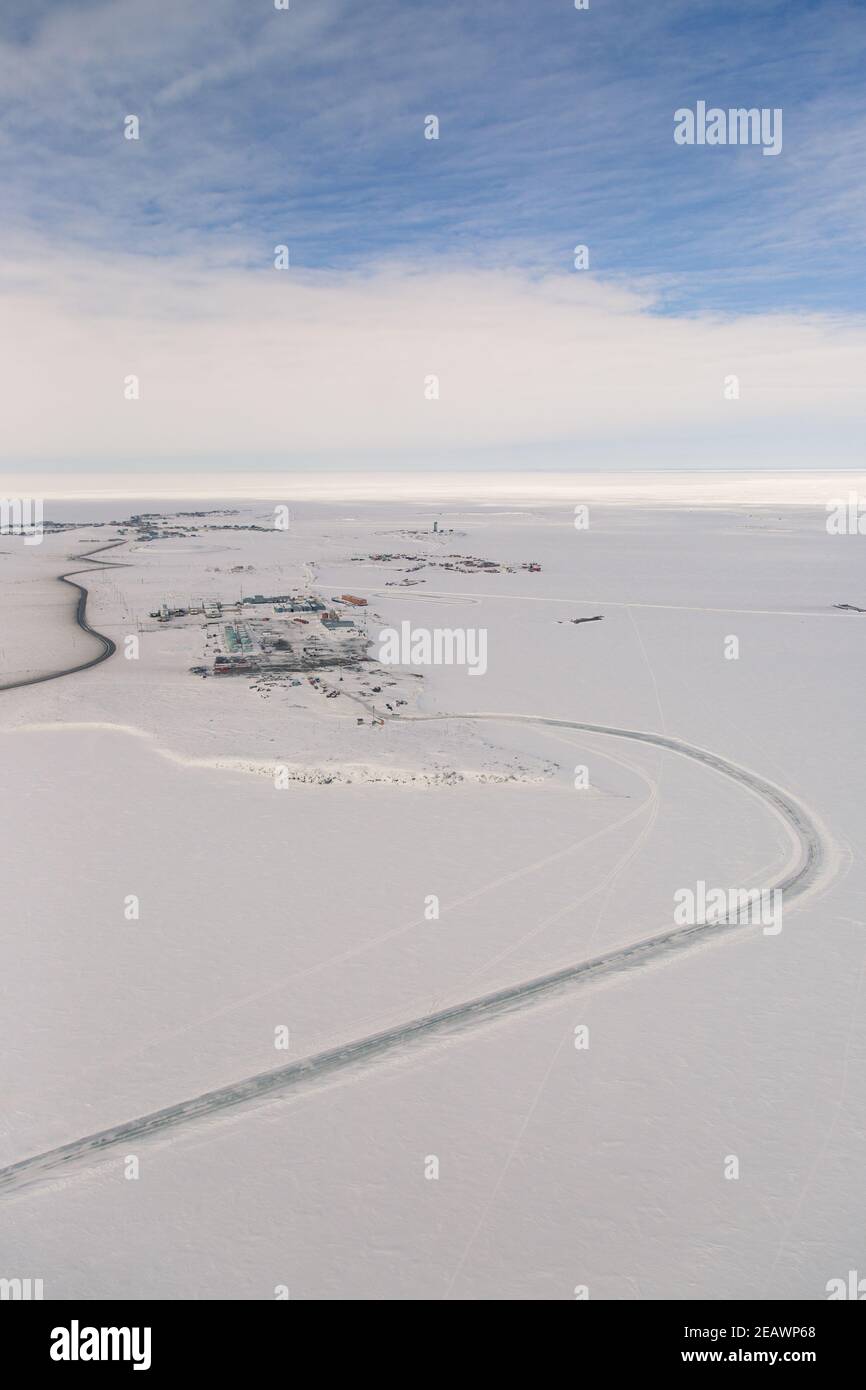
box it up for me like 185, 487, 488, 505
1, 0, 864, 473
2, 0, 864, 311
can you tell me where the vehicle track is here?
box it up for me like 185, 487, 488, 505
0, 711, 833, 1196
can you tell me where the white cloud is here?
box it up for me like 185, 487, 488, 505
2, 248, 864, 472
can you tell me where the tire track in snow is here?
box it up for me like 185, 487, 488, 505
0, 713, 833, 1195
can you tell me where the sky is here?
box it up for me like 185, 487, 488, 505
1, 0, 864, 476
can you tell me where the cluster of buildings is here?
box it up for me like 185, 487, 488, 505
434, 554, 511, 575
273, 596, 323, 614
161, 590, 373, 679
350, 550, 540, 577
243, 593, 324, 611
398, 522, 457, 539
152, 599, 225, 622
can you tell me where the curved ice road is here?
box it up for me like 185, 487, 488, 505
0, 712, 833, 1194
0, 541, 127, 692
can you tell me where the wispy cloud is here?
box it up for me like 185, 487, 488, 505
1, 1, 864, 471
2, 0, 864, 309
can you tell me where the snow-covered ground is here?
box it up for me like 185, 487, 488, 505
1, 487, 864, 1299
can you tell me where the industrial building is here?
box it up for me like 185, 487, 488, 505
153, 588, 367, 680
321, 609, 355, 630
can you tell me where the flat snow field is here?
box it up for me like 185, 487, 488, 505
0, 492, 863, 1300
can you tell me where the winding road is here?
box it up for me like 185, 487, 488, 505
0, 703, 833, 1195
0, 540, 127, 692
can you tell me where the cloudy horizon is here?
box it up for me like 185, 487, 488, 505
2, 0, 864, 477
